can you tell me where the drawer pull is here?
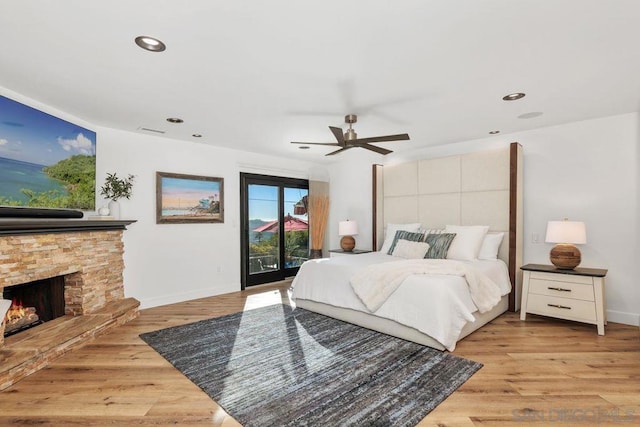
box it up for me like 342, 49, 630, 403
547, 286, 571, 292
547, 303, 571, 310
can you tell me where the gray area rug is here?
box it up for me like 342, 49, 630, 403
140, 304, 482, 426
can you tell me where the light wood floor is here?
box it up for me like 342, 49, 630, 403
1, 282, 638, 426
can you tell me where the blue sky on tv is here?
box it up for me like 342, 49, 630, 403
0, 95, 96, 166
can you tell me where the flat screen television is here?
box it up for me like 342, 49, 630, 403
0, 95, 97, 213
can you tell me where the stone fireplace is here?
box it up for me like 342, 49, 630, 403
0, 219, 139, 390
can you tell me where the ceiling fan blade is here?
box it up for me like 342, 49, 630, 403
329, 126, 345, 146
290, 141, 340, 146
355, 133, 410, 144
353, 143, 393, 155
325, 146, 353, 156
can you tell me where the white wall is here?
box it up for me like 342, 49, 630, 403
329, 112, 640, 326
327, 150, 380, 252
96, 127, 328, 308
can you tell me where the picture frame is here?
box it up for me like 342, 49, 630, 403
156, 172, 224, 224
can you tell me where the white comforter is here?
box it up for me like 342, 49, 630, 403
291, 252, 511, 351
350, 259, 502, 313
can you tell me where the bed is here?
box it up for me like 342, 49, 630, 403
292, 143, 523, 351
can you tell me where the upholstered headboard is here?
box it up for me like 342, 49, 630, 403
373, 142, 523, 311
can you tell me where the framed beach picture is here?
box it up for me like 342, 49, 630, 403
156, 172, 224, 224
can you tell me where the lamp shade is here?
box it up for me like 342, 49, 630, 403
338, 220, 358, 236
545, 220, 587, 244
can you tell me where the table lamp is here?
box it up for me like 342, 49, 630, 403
338, 220, 358, 252
545, 218, 587, 269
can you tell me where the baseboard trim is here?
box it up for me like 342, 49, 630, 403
607, 309, 640, 326
138, 284, 239, 310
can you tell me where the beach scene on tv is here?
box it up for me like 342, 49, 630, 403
0, 95, 97, 210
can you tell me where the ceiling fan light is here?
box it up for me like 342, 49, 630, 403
291, 113, 407, 156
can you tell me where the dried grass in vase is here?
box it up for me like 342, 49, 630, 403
308, 195, 329, 254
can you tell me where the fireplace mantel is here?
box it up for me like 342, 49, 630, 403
0, 219, 136, 236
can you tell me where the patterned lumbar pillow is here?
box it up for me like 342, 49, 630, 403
380, 223, 421, 253
423, 233, 457, 259
392, 239, 431, 259
386, 230, 426, 255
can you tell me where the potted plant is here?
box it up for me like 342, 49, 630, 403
100, 173, 135, 218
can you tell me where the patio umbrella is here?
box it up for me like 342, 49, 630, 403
253, 215, 308, 232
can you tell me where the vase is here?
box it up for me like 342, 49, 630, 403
108, 200, 120, 219
309, 249, 323, 259
98, 205, 110, 216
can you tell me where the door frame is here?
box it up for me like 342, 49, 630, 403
240, 173, 309, 289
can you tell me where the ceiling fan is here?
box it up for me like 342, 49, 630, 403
291, 114, 410, 156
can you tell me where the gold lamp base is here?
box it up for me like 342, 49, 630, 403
550, 243, 581, 269
340, 235, 355, 252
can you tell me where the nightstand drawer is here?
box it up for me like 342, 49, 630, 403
530, 271, 593, 285
529, 278, 595, 301
527, 294, 597, 322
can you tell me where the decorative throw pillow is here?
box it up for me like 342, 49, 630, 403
478, 232, 504, 260
419, 228, 444, 235
423, 233, 457, 259
444, 225, 490, 261
380, 222, 421, 254
392, 239, 430, 259
387, 230, 426, 255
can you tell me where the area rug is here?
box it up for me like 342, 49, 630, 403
140, 304, 481, 427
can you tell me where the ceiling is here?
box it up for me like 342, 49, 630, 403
2, 1, 640, 162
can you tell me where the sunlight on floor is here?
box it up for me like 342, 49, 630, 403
219, 290, 336, 404
211, 406, 240, 426
242, 289, 285, 311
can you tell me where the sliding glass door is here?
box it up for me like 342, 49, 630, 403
240, 173, 309, 288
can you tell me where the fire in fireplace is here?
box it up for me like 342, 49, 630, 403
3, 276, 65, 337
4, 299, 41, 336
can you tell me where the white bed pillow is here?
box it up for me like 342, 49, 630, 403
444, 225, 489, 261
380, 222, 421, 254
478, 232, 505, 260
391, 239, 430, 259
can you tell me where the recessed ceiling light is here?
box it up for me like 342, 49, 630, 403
298, 146, 310, 150
135, 36, 166, 52
518, 112, 543, 119
489, 130, 500, 134
166, 117, 183, 124
192, 134, 202, 138
502, 92, 526, 101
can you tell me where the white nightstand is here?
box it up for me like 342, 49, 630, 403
329, 249, 372, 258
520, 263, 608, 335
